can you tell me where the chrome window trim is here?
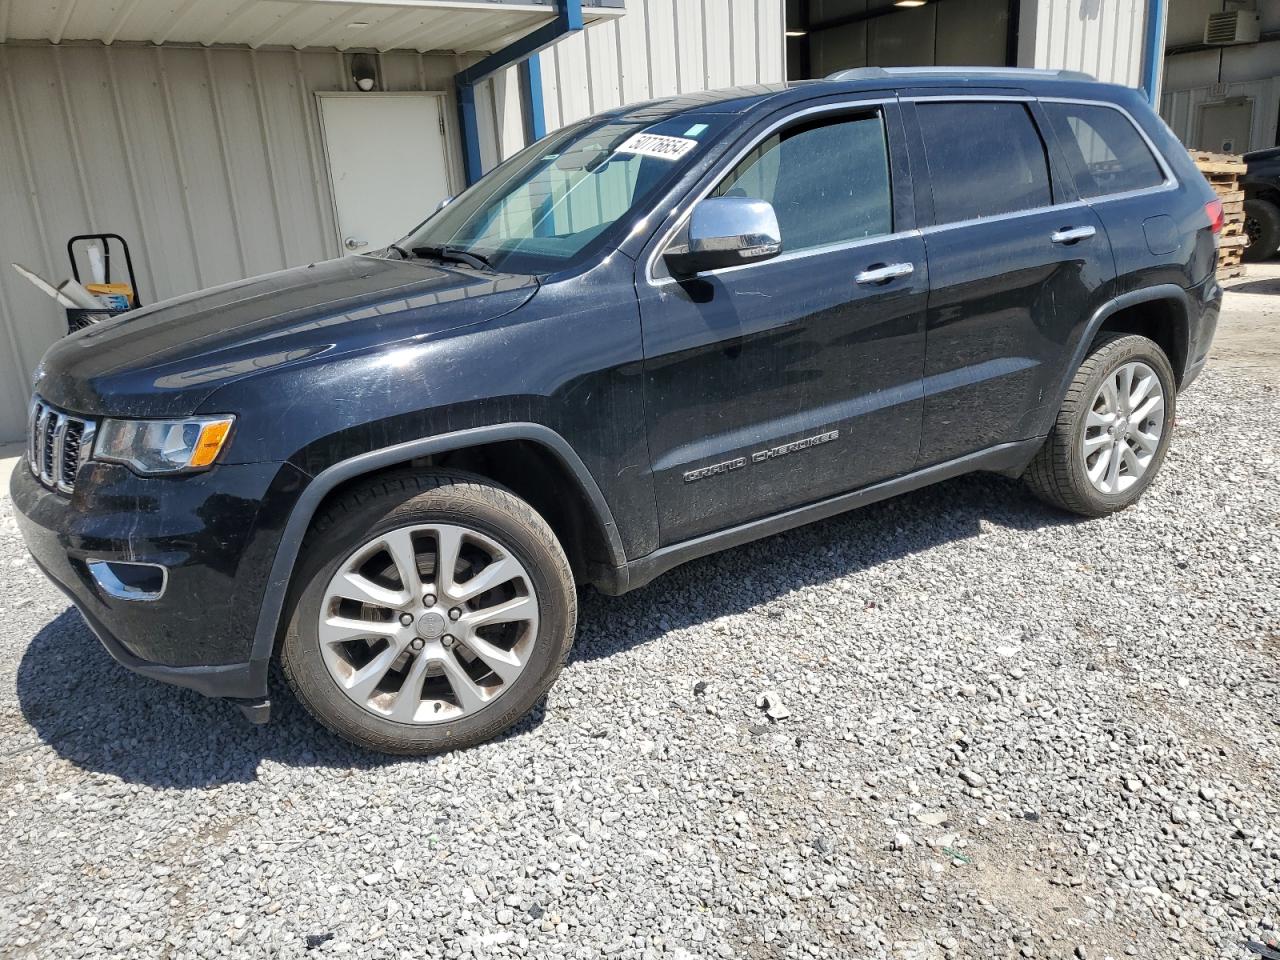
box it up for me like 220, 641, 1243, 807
904, 94, 1179, 224
918, 200, 1088, 236
1034, 96, 1179, 200
669, 228, 925, 281
644, 98, 902, 287
644, 93, 1178, 285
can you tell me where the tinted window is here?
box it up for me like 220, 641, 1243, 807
1042, 102, 1166, 198
712, 112, 892, 252
917, 102, 1052, 224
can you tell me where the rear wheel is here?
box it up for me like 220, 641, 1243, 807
1244, 198, 1280, 262
281, 470, 576, 754
1023, 334, 1176, 517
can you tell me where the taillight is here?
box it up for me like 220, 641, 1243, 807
1205, 198, 1224, 235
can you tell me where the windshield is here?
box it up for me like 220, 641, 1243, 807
401, 113, 728, 274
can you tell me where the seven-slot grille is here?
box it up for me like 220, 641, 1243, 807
27, 397, 95, 494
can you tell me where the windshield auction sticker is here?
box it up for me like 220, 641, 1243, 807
616, 133, 698, 161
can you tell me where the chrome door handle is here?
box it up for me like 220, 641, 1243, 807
855, 262, 914, 284
344, 237, 369, 250
1050, 226, 1096, 244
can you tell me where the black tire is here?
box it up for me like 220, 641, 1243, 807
281, 469, 576, 755
1023, 334, 1177, 518
1244, 198, 1280, 262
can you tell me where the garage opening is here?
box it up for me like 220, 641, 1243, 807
785, 0, 1018, 79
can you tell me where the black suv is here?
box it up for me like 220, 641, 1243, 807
1243, 146, 1280, 261
13, 68, 1223, 754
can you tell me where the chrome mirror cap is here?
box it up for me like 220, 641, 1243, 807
667, 197, 782, 275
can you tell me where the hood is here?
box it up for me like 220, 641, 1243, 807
33, 256, 538, 418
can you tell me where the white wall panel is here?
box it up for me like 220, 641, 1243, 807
1160, 76, 1280, 153
540, 0, 785, 125
1028, 0, 1147, 88
0, 3, 786, 442
0, 43, 466, 443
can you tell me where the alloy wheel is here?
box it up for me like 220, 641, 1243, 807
318, 523, 539, 724
1081, 360, 1165, 496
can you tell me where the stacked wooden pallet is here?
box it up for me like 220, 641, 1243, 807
1191, 150, 1247, 280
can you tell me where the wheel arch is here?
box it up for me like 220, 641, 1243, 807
1038, 285, 1192, 439
248, 424, 627, 673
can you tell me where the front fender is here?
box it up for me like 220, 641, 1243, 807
246, 423, 628, 671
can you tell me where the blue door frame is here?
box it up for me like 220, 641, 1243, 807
455, 0, 581, 185
1140, 0, 1166, 107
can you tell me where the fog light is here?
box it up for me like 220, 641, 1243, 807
88, 560, 168, 601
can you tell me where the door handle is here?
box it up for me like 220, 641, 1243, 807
344, 236, 369, 250
855, 262, 914, 285
1050, 226, 1096, 244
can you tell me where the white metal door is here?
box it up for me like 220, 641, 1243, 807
1196, 98, 1253, 154
318, 93, 453, 256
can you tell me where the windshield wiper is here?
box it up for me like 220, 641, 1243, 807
387, 243, 411, 259
411, 244, 493, 271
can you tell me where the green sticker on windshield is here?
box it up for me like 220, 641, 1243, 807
684, 123, 709, 137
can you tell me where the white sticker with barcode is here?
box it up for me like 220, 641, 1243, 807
616, 132, 698, 161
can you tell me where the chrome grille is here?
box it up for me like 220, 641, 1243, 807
27, 397, 96, 495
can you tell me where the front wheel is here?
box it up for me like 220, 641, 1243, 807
281, 470, 576, 755
1023, 333, 1176, 517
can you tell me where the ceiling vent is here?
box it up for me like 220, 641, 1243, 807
1204, 4, 1261, 45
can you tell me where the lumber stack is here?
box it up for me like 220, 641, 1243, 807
1191, 150, 1247, 280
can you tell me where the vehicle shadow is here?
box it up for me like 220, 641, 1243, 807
570, 472, 1079, 662
15, 472, 1076, 787
14, 616, 550, 787
1226, 274, 1280, 296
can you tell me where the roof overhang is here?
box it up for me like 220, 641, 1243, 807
0, 0, 625, 54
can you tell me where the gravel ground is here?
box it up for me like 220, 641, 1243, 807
0, 367, 1276, 960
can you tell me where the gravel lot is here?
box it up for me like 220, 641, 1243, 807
0, 367, 1276, 960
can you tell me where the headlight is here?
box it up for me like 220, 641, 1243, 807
95, 415, 235, 475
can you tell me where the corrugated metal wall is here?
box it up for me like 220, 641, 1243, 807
1022, 0, 1147, 87
0, 3, 784, 444
1161, 77, 1280, 154
0, 42, 516, 444
538, 0, 786, 131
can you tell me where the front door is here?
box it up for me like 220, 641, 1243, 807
318, 93, 453, 256
637, 100, 927, 545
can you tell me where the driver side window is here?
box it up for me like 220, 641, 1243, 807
712, 110, 893, 253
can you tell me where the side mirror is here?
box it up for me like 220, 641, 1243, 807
664, 197, 782, 276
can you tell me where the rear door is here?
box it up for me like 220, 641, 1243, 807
636, 97, 928, 545
903, 95, 1115, 466
1037, 98, 1187, 290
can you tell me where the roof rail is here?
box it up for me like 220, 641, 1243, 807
825, 66, 1096, 82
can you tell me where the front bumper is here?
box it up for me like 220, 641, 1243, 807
10, 457, 306, 703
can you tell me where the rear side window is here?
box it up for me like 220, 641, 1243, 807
1042, 101, 1167, 198
917, 101, 1052, 224
712, 111, 892, 252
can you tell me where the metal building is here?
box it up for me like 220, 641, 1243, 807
0, 0, 1272, 444
0, 0, 786, 443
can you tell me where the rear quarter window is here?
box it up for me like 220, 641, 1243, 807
1042, 102, 1167, 199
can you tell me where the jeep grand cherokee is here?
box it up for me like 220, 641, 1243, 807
13, 68, 1223, 754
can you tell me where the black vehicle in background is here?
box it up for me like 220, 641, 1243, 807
1243, 146, 1280, 261
13, 68, 1223, 754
